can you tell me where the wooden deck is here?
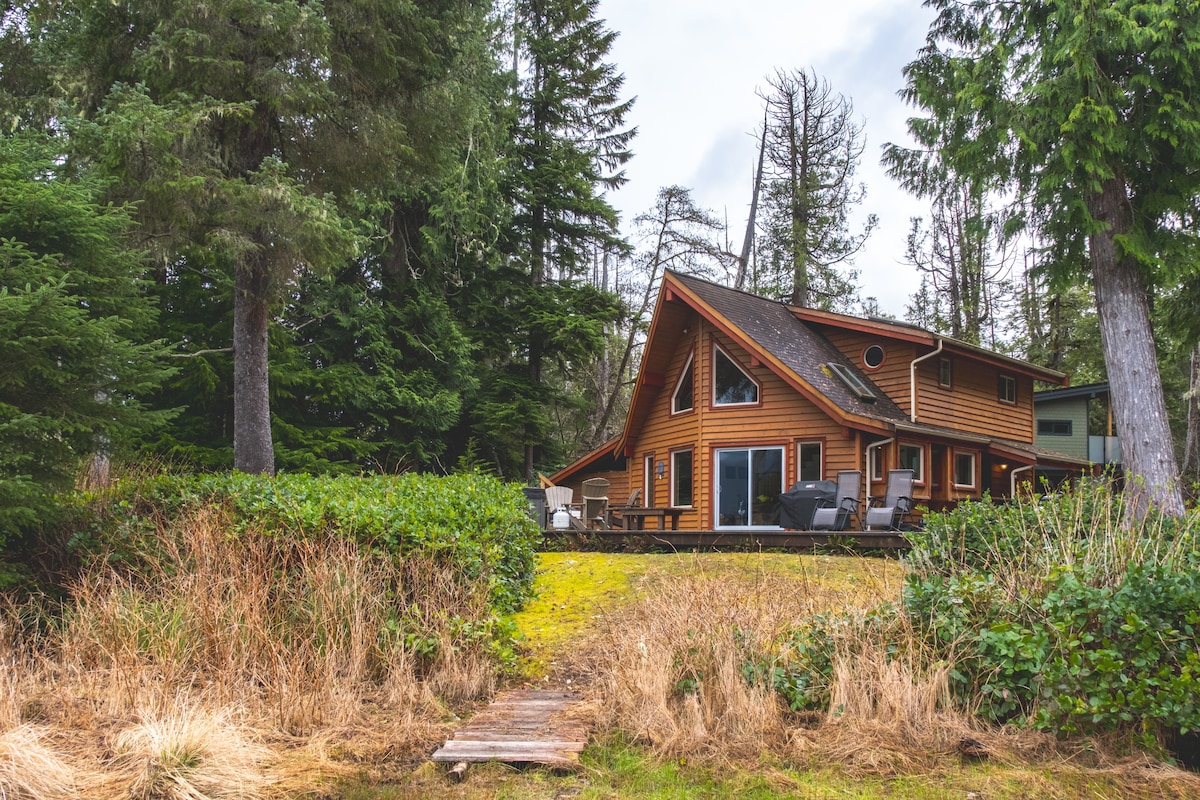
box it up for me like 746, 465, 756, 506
431, 689, 589, 770
546, 528, 910, 550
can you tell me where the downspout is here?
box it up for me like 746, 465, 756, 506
909, 339, 944, 422
1010, 464, 1034, 497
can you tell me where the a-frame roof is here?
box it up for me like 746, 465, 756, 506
614, 271, 909, 456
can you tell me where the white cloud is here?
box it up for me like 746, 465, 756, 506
599, 0, 936, 314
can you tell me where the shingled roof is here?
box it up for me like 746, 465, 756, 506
666, 271, 909, 425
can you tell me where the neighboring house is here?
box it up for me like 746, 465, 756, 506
1034, 382, 1120, 467
551, 270, 1092, 530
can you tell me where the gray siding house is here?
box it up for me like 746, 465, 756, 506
1033, 382, 1120, 465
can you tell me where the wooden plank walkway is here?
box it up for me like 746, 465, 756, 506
431, 689, 589, 770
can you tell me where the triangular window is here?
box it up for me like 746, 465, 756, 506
713, 345, 759, 406
672, 354, 695, 414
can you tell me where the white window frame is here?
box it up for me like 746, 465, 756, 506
671, 352, 695, 414
953, 450, 977, 489
998, 374, 1016, 404
869, 444, 884, 481
797, 441, 823, 482
898, 442, 925, 484
939, 357, 952, 388
712, 343, 760, 407
643, 454, 655, 508
714, 445, 785, 529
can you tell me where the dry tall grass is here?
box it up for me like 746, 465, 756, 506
0, 506, 503, 799
588, 555, 910, 761
584, 552, 1076, 776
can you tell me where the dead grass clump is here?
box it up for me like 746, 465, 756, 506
0, 502, 513, 797
590, 555, 887, 760
104, 706, 272, 800
791, 614, 981, 775
57, 506, 497, 733
0, 724, 76, 799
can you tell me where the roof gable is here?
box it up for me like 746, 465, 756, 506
615, 271, 907, 456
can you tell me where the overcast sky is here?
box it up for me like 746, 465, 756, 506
597, 0, 937, 315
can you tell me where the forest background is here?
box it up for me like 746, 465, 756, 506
2, 0, 1199, 543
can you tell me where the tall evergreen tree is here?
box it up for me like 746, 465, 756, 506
2, 0, 492, 475
0, 134, 170, 537
892, 0, 1200, 517
502, 0, 635, 479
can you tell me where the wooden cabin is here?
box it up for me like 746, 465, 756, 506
551, 270, 1091, 531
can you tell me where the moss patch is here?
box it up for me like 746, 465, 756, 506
511, 551, 904, 678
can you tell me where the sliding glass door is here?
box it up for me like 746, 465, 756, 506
714, 447, 784, 528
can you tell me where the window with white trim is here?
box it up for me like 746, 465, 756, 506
998, 374, 1016, 404
797, 441, 823, 482
899, 443, 924, 483
953, 451, 977, 488
713, 345, 759, 406
671, 449, 693, 507
672, 354, 694, 413
869, 445, 884, 481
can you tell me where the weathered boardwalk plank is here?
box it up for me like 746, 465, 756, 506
432, 689, 589, 770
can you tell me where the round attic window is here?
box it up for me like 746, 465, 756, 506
862, 344, 885, 370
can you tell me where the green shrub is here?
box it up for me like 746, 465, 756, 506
71, 471, 540, 616
904, 483, 1200, 747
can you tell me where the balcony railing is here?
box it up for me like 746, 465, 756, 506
1088, 435, 1120, 465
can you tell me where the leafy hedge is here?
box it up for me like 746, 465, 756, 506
904, 486, 1200, 746
70, 471, 541, 615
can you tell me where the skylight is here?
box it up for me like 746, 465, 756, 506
826, 362, 877, 403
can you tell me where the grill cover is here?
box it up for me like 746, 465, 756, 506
778, 480, 836, 530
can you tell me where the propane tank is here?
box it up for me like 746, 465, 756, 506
551, 507, 571, 530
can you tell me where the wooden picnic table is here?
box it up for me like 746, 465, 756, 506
609, 506, 684, 531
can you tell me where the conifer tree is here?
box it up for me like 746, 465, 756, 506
502, 0, 635, 479
892, 0, 1200, 517
756, 68, 875, 309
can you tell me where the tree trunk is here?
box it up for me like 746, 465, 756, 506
1182, 346, 1200, 482
233, 253, 275, 475
736, 113, 767, 291
1088, 178, 1182, 518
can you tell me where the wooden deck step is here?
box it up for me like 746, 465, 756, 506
431, 689, 590, 770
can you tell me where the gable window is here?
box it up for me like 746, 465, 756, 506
898, 442, 925, 483
797, 441, 823, 481
998, 374, 1016, 404
862, 344, 885, 370
671, 449, 693, 507
713, 345, 759, 406
672, 354, 695, 413
953, 451, 977, 489
1037, 419, 1072, 436
939, 358, 952, 388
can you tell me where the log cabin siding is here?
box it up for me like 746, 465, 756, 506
633, 326, 703, 524
916, 359, 1034, 442
624, 322, 852, 530
820, 330, 917, 416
